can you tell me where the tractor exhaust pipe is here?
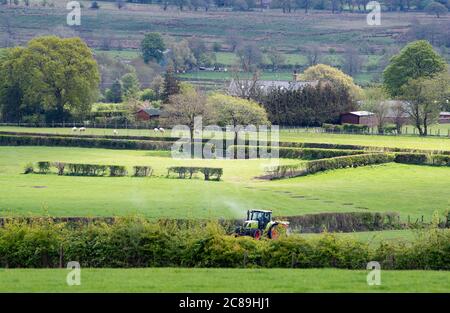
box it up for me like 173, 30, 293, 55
247, 210, 250, 221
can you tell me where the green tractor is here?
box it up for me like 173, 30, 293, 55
235, 209, 289, 240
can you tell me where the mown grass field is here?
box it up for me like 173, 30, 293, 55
0, 268, 449, 292
1, 126, 450, 151
0, 146, 449, 221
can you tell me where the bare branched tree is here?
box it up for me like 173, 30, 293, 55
229, 68, 262, 100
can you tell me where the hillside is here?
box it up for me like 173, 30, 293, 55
1, 2, 449, 86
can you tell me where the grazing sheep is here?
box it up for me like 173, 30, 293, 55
79, 127, 86, 132
154, 128, 160, 133
159, 127, 165, 133
72, 127, 77, 132
113, 130, 118, 135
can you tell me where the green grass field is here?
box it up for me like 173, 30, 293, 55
0, 146, 448, 220
279, 130, 450, 151
1, 126, 449, 151
0, 268, 449, 292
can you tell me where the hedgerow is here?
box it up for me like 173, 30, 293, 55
0, 134, 174, 151
0, 218, 448, 270
230, 146, 365, 160
394, 153, 450, 166
266, 153, 394, 179
133, 166, 153, 177
167, 167, 223, 181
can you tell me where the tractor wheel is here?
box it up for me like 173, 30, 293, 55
269, 224, 286, 240
253, 229, 262, 240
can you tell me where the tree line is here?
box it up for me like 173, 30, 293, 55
91, 0, 450, 15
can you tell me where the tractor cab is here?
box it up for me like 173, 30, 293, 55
246, 210, 272, 230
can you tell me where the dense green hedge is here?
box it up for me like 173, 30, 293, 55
0, 131, 179, 143
167, 167, 223, 181
27, 162, 143, 177
133, 166, 153, 177
0, 134, 174, 151
0, 218, 448, 269
394, 153, 450, 166
266, 153, 394, 179
322, 123, 369, 133
394, 153, 428, 164
230, 146, 365, 160
279, 141, 450, 155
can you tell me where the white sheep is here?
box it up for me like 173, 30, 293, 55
153, 128, 160, 133
79, 127, 86, 132
113, 130, 118, 135
159, 127, 165, 133
72, 127, 77, 132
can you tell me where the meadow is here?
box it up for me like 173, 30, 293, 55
0, 146, 449, 221
0, 268, 449, 292
1, 126, 450, 150
0, 128, 449, 293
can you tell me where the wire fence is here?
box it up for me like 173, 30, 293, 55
0, 122, 449, 137
280, 126, 450, 137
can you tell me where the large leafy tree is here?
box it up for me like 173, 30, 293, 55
383, 40, 447, 97
0, 36, 99, 122
208, 93, 269, 146
208, 93, 269, 128
401, 72, 450, 136
300, 64, 363, 100
140, 32, 166, 64
163, 86, 213, 142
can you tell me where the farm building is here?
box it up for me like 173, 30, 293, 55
340, 111, 377, 127
135, 108, 166, 121
228, 72, 318, 96
439, 112, 450, 123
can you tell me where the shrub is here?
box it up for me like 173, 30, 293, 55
66, 163, 109, 176
53, 162, 66, 175
394, 153, 428, 164
322, 123, 369, 133
133, 166, 153, 177
266, 153, 394, 179
380, 125, 397, 134
167, 167, 223, 181
0, 134, 174, 151
342, 124, 369, 133
0, 218, 448, 270
430, 154, 450, 166
199, 167, 223, 181
23, 163, 34, 174
109, 165, 127, 177
37, 161, 51, 174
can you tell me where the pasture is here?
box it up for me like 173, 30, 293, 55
0, 268, 449, 292
0, 146, 449, 221
0, 128, 449, 293
1, 126, 450, 150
